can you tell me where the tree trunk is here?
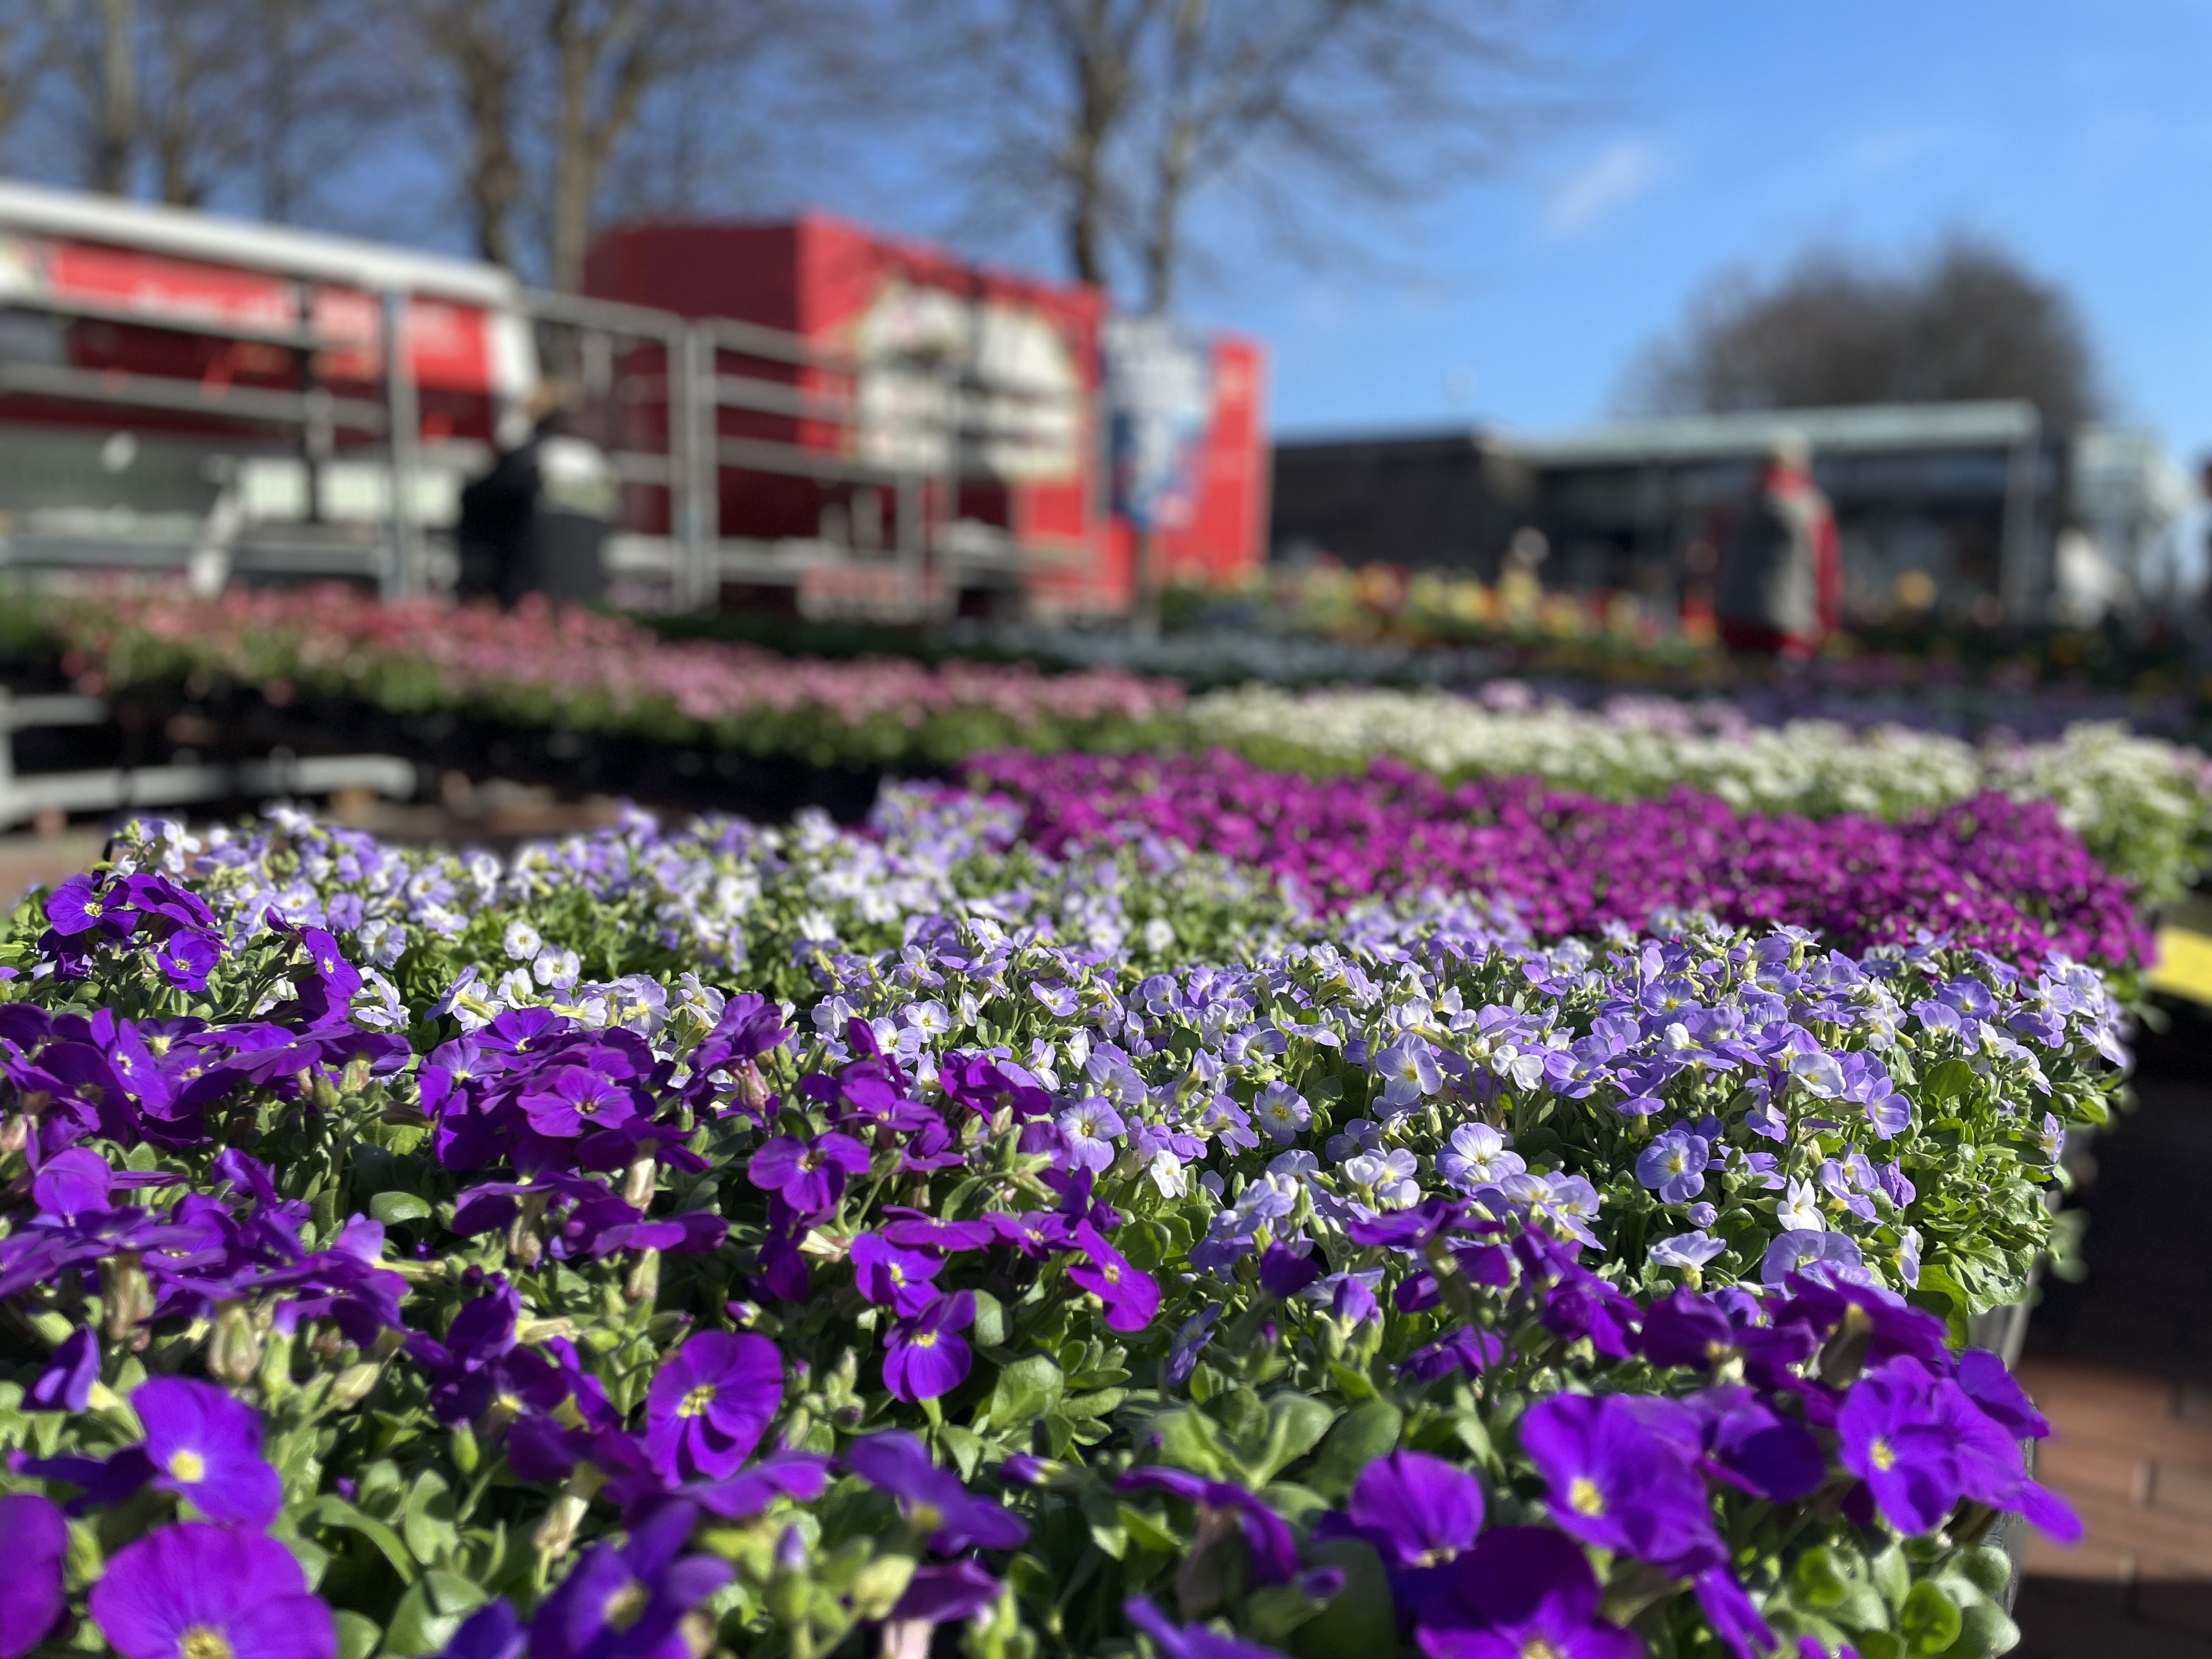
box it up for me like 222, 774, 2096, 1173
92, 0, 135, 194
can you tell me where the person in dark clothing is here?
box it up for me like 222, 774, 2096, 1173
456, 386, 618, 607
1714, 432, 1841, 659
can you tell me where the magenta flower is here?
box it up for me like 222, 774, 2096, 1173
1417, 1526, 1639, 1659
643, 1330, 783, 1482
0, 1494, 66, 1659
850, 1231, 944, 1316
883, 1289, 976, 1401
1517, 1393, 1719, 1567
529, 1503, 732, 1659
136, 1376, 283, 1526
746, 1130, 870, 1214
847, 1431, 1027, 1551
1067, 1221, 1161, 1333
89, 1523, 335, 1659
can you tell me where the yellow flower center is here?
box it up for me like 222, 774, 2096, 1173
168, 1449, 207, 1485
1568, 1476, 1605, 1517
888, 1263, 905, 1285
180, 1627, 233, 1659
602, 1580, 650, 1630
913, 1331, 938, 1348
678, 1383, 718, 1418
1102, 1263, 1121, 1284
910, 1500, 945, 1534
1520, 1641, 1565, 1659
1870, 1437, 1897, 1472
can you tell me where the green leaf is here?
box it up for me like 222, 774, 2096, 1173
379, 1573, 485, 1657
369, 1191, 432, 1226
1918, 1060, 1979, 1107
1118, 1502, 1183, 1554
989, 1355, 1065, 1430
1940, 1600, 2018, 1659
1906, 1266, 1972, 1348
315, 1497, 416, 1586
1290, 1537, 1395, 1659
1300, 1400, 1404, 1501
971, 1289, 1007, 1350
333, 1612, 382, 1659
1144, 1407, 1231, 1480
1237, 1393, 1340, 1486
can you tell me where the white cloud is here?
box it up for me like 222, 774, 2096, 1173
1541, 138, 1667, 240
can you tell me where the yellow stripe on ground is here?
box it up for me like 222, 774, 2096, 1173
2149, 926, 2212, 1005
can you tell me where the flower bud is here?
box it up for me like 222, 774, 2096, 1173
208, 1301, 262, 1386
330, 1361, 382, 1409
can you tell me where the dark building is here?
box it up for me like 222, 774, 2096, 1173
1271, 402, 2188, 628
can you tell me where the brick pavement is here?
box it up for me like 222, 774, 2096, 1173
2014, 1012, 2212, 1655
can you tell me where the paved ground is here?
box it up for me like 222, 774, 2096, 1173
2015, 1008, 2212, 1655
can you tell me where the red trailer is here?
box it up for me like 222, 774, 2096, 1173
587, 212, 1266, 617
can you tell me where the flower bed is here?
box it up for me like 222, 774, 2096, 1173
15, 585, 2212, 910
966, 750, 2152, 973
1188, 686, 2212, 907
0, 802, 2111, 1659
41, 585, 1188, 769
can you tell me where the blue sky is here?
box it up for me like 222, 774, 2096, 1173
1187, 0, 2212, 462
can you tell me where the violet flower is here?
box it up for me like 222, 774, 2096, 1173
1344, 1451, 1485, 1571
850, 1231, 944, 1317
528, 1502, 733, 1659
1067, 1221, 1161, 1333
845, 1431, 1028, 1551
1517, 1393, 1720, 1566
746, 1130, 870, 1214
89, 1522, 336, 1659
135, 1376, 284, 1527
642, 1330, 784, 1482
883, 1289, 977, 1402
1123, 1597, 1288, 1659
435, 1601, 524, 1659
29, 1324, 99, 1412
1836, 1358, 1960, 1535
0, 1494, 66, 1659
1416, 1526, 1640, 1659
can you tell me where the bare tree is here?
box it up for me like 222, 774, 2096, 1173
1626, 235, 2106, 429
390, 0, 845, 290
902, 0, 1569, 312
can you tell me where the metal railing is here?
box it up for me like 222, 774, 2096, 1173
0, 224, 1097, 620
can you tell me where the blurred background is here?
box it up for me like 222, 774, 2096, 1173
0, 0, 2200, 665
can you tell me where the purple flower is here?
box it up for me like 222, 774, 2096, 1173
1955, 1348, 2048, 1440
850, 1232, 943, 1317
1690, 1389, 1826, 1503
1932, 1381, 2081, 1543
1760, 1230, 1864, 1289
154, 929, 222, 991
1346, 1451, 1485, 1569
746, 1130, 870, 1214
436, 1601, 523, 1659
1517, 1393, 1720, 1567
883, 1289, 976, 1402
643, 1330, 783, 1482
1692, 1567, 1779, 1659
136, 1376, 283, 1526
0, 1494, 66, 1659
1417, 1527, 1640, 1659
845, 1431, 1028, 1551
1117, 1468, 1297, 1583
528, 1502, 733, 1659
1649, 1231, 1725, 1272
33, 1149, 115, 1217
1636, 1129, 1710, 1205
90, 1522, 335, 1659
1258, 1243, 1323, 1299
1123, 1597, 1286, 1659
1836, 1358, 1960, 1535
889, 1560, 1002, 1627
44, 874, 120, 938
1068, 1221, 1160, 1333
518, 1066, 642, 1138
29, 1325, 99, 1412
